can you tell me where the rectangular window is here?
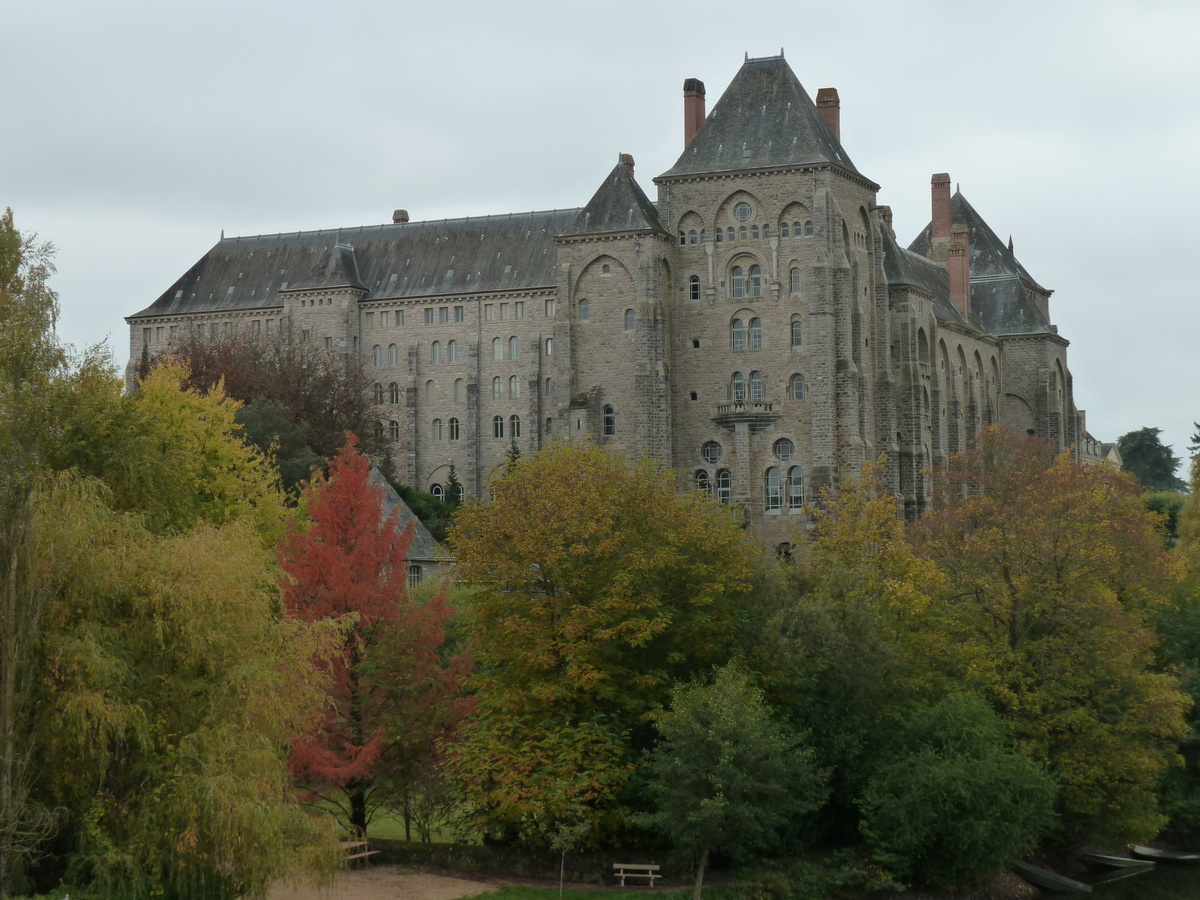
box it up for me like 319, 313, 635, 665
424, 308, 434, 325
484, 304, 494, 322
156, 326, 164, 342
545, 299, 556, 318
266, 319, 275, 332
366, 311, 375, 328
250, 320, 260, 334
439, 306, 449, 323
395, 310, 404, 327
169, 325, 178, 338
301, 329, 311, 343
500, 302, 509, 320
143, 327, 152, 344
514, 301, 525, 319
324, 337, 333, 350
454, 305, 465, 322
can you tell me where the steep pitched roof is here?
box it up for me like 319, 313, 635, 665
285, 242, 367, 292
880, 225, 980, 332
369, 466, 449, 565
562, 161, 669, 237
128, 209, 581, 319
908, 191, 1054, 337
658, 55, 860, 180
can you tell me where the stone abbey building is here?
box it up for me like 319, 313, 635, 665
128, 53, 1084, 546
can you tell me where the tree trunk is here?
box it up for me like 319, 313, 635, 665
693, 846, 709, 900
349, 783, 367, 836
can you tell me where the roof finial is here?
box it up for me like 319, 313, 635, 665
745, 51, 749, 61
1008, 235, 1014, 252
220, 228, 224, 239
955, 182, 960, 193
780, 47, 784, 57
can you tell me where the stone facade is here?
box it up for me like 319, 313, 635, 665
127, 54, 1086, 548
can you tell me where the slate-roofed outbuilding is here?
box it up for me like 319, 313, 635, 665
129, 209, 582, 320
369, 466, 449, 567
659, 54, 861, 180
908, 191, 1054, 337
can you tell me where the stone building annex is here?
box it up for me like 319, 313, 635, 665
127, 52, 1093, 547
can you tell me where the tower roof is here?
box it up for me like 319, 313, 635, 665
908, 191, 1054, 337
658, 55, 860, 180
880, 225, 982, 333
285, 241, 367, 292
562, 159, 669, 237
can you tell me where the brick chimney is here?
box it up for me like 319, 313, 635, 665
948, 222, 971, 318
392, 209, 409, 224
683, 78, 706, 148
619, 152, 635, 178
816, 88, 840, 142
878, 205, 895, 239
929, 173, 951, 262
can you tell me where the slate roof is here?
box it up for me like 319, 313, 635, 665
908, 191, 1054, 337
563, 161, 669, 237
129, 209, 581, 319
880, 225, 981, 333
658, 55, 860, 180
370, 466, 448, 565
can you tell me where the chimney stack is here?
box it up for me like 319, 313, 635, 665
878, 205, 895, 239
683, 78, 706, 148
815, 88, 841, 142
619, 152, 635, 178
949, 222, 971, 318
929, 173, 951, 262
392, 209, 410, 224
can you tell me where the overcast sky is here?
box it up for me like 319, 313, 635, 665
4, 0, 1197, 466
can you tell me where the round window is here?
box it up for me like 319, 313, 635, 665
733, 201, 753, 222
773, 438, 795, 461
701, 441, 723, 464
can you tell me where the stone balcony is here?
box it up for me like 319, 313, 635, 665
713, 399, 781, 433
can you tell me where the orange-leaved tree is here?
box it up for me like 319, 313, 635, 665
279, 437, 470, 835
913, 426, 1189, 843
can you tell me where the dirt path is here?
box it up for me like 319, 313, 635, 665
267, 867, 498, 900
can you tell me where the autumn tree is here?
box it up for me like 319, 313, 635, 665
914, 427, 1190, 843
642, 666, 827, 900
279, 439, 469, 836
449, 442, 756, 846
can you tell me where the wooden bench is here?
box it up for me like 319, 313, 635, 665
341, 839, 381, 866
613, 863, 660, 887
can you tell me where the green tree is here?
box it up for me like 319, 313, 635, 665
859, 697, 1056, 888
642, 666, 827, 900
1119, 426, 1187, 492
449, 442, 756, 846
914, 427, 1190, 843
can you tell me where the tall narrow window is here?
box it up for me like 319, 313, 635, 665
790, 267, 801, 294
624, 309, 636, 331
388, 344, 399, 365
749, 265, 762, 297
731, 267, 745, 299
454, 378, 465, 402
579, 299, 591, 321
388, 382, 400, 404
765, 467, 782, 510
432, 418, 443, 442
431, 341, 442, 364
751, 225, 760, 240
731, 319, 745, 350
430, 483, 445, 502
716, 469, 732, 504
509, 336, 520, 359
545, 338, 553, 356
448, 340, 459, 362
790, 373, 806, 400
493, 376, 503, 400
425, 380, 435, 401
492, 337, 503, 360
731, 372, 746, 402
689, 275, 700, 301
694, 469, 710, 495
688, 230, 698, 244
372, 345, 382, 367
749, 371, 765, 402
372, 383, 384, 404
545, 377, 554, 396
388, 420, 400, 442
449, 417, 460, 440
804, 220, 814, 236
715, 228, 724, 243
749, 318, 762, 349
510, 415, 521, 438
603, 405, 615, 436
738, 226, 748, 241
509, 375, 520, 399
781, 222, 790, 237
493, 415, 504, 438
545, 417, 553, 435
787, 467, 804, 509
791, 321, 802, 347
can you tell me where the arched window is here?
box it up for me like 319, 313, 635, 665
579, 299, 591, 321
493, 415, 504, 439
431, 341, 442, 364
454, 378, 464, 402
448, 340, 459, 362
372, 383, 384, 404
790, 373, 806, 400
492, 376, 503, 399
790, 321, 802, 347
749, 265, 762, 298
731, 372, 746, 402
509, 375, 520, 399
726, 227, 736, 242
602, 264, 611, 276
375, 420, 384, 441
787, 467, 804, 509
731, 267, 745, 299
790, 267, 801, 294
509, 336, 520, 359
388, 343, 399, 365
804, 220, 814, 236
749, 318, 762, 349
545, 338, 553, 355
780, 222, 790, 237
624, 309, 636, 331
432, 418, 443, 441
389, 382, 400, 403
545, 376, 554, 396
388, 420, 400, 442
749, 370, 764, 401
762, 224, 770, 238
449, 417, 460, 440
765, 467, 782, 510
738, 225, 747, 241
694, 469, 711, 495
731, 319, 745, 350
751, 225, 760, 240
715, 228, 723, 243
700, 229, 707, 243
430, 483, 444, 501
492, 337, 503, 360
372, 345, 382, 367
545, 417, 553, 435
688, 229, 698, 244
689, 275, 700, 301
716, 469, 732, 504
509, 415, 521, 438
603, 405, 615, 436
792, 221, 802, 235
679, 230, 686, 246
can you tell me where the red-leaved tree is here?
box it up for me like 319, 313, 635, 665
279, 437, 470, 835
